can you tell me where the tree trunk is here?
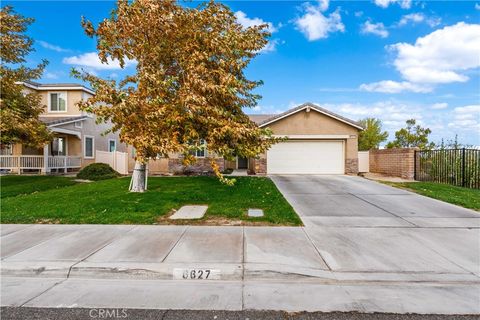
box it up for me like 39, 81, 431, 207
129, 161, 147, 192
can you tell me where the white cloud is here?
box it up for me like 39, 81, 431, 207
43, 72, 59, 79
359, 80, 432, 93
399, 0, 412, 9
354, 11, 364, 18
448, 105, 480, 131
398, 13, 441, 27
233, 11, 281, 54
374, 0, 411, 9
63, 52, 136, 70
295, 5, 345, 41
361, 21, 389, 38
360, 22, 480, 94
234, 11, 278, 33
475, 3, 480, 10
318, 0, 330, 12
374, 0, 393, 8
431, 102, 448, 110
398, 13, 424, 25
258, 39, 279, 53
37, 40, 70, 53
389, 22, 480, 84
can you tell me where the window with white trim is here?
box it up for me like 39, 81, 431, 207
190, 139, 207, 158
74, 121, 82, 128
49, 92, 67, 112
84, 136, 94, 158
108, 139, 116, 152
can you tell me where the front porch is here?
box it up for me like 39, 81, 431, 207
0, 155, 82, 174
1, 132, 83, 174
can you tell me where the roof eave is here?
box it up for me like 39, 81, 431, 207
258, 102, 363, 130
19, 81, 95, 95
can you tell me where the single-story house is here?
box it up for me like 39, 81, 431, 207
143, 103, 363, 175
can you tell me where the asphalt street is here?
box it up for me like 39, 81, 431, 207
1, 308, 479, 320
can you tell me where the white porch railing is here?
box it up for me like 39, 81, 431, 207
0, 155, 82, 172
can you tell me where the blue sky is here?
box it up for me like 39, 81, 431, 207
5, 0, 480, 145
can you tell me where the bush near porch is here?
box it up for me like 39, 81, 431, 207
1, 176, 301, 226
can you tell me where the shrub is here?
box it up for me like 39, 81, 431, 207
77, 163, 120, 181
222, 168, 233, 174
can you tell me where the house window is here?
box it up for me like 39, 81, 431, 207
84, 136, 94, 158
191, 139, 207, 158
74, 121, 83, 128
51, 137, 66, 156
49, 92, 67, 112
0, 144, 13, 155
108, 139, 116, 152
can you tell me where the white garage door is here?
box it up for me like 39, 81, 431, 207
267, 140, 344, 174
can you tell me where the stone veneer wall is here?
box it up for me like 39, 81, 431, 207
253, 153, 267, 175
345, 158, 359, 175
168, 157, 224, 174
369, 148, 418, 180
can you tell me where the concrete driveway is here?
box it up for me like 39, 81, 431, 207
271, 175, 479, 227
271, 175, 480, 275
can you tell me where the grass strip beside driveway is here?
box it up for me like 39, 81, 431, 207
382, 181, 480, 211
1, 176, 301, 226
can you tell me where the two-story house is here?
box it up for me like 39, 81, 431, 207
0, 81, 126, 174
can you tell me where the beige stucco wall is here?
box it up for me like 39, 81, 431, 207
265, 109, 359, 160
36, 90, 93, 116
126, 145, 170, 174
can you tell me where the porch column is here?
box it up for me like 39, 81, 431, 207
42, 144, 49, 174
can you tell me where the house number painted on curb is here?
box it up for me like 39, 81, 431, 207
173, 268, 221, 280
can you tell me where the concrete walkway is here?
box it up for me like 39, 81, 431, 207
1, 176, 479, 314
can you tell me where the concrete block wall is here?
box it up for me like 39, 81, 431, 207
369, 148, 418, 180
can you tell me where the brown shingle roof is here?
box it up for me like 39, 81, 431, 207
248, 114, 276, 124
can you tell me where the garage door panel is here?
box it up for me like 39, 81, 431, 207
267, 141, 344, 174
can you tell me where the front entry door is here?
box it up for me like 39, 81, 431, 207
237, 157, 248, 169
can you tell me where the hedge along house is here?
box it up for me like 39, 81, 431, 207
141, 103, 363, 175
0, 81, 127, 174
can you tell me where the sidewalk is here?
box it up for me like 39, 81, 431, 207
1, 224, 479, 314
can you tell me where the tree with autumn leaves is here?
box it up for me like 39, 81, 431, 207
0, 6, 51, 148
74, 0, 279, 192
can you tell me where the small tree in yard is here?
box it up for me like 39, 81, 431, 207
358, 118, 388, 151
74, 0, 279, 192
0, 6, 51, 147
386, 119, 435, 150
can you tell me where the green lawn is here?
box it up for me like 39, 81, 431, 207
0, 176, 301, 225
383, 181, 480, 211
1, 175, 78, 199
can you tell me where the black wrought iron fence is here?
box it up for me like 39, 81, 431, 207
414, 148, 480, 189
